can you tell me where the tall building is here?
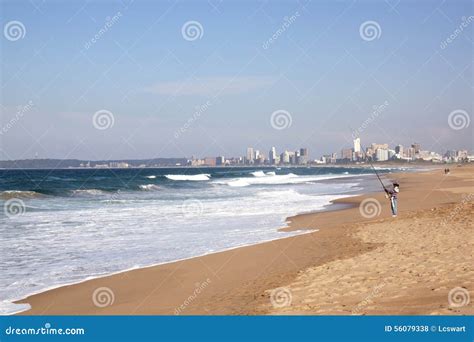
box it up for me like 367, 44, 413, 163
395, 144, 403, 155
353, 138, 361, 153
216, 156, 225, 166
269, 147, 277, 165
341, 148, 353, 160
246, 147, 254, 164
299, 148, 308, 164
405, 147, 416, 159
376, 148, 389, 161
204, 157, 216, 166
412, 143, 421, 153
281, 150, 290, 164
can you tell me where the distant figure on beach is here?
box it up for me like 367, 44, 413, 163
385, 183, 400, 217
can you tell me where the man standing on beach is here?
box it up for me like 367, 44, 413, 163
385, 183, 400, 217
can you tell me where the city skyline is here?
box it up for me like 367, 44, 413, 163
1, 136, 471, 168
1, 1, 472, 161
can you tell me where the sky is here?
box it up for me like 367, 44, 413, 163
0, 0, 473, 160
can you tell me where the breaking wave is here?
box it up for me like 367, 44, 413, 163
165, 174, 211, 181
139, 184, 161, 191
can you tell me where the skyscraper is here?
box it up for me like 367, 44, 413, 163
269, 147, 277, 165
246, 147, 254, 164
341, 148, 353, 160
353, 138, 361, 153
299, 148, 308, 164
412, 143, 421, 153
281, 150, 290, 164
216, 156, 225, 166
376, 148, 389, 161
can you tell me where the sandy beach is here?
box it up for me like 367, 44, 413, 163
16, 165, 473, 315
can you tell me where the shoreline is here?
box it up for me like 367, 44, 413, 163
13, 165, 474, 315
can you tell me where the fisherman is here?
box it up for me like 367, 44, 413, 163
385, 183, 400, 217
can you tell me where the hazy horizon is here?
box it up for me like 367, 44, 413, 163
1, 0, 472, 161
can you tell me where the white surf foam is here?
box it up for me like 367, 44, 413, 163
165, 174, 211, 181
216, 173, 353, 187
70, 189, 105, 196
250, 171, 266, 177
139, 184, 161, 191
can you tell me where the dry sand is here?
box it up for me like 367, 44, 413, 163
17, 165, 473, 315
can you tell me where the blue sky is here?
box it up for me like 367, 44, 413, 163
1, 0, 472, 160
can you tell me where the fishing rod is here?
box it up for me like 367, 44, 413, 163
368, 158, 387, 192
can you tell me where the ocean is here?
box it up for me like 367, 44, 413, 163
0, 166, 399, 314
